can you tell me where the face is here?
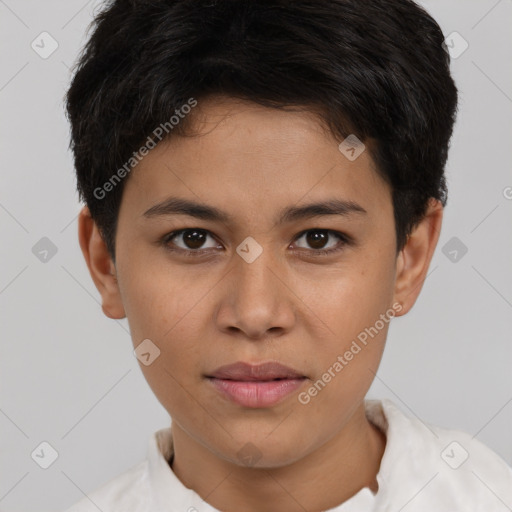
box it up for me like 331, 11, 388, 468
81, 95, 441, 468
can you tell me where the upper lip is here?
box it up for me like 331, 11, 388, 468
207, 362, 305, 381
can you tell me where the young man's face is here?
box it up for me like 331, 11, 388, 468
80, 96, 441, 469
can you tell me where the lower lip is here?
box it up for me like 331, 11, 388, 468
208, 377, 306, 408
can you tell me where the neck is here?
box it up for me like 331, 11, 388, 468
169, 401, 386, 512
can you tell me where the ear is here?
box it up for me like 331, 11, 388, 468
393, 198, 443, 316
77, 206, 126, 319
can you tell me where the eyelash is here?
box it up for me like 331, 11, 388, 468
160, 228, 351, 257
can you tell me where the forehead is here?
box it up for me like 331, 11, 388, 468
120, 96, 392, 227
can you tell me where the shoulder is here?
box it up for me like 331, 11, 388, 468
62, 460, 150, 512
373, 399, 512, 509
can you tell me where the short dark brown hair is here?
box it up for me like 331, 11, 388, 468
65, 0, 458, 261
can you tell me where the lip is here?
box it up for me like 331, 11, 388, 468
208, 361, 305, 381
206, 362, 307, 408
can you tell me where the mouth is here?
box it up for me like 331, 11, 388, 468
205, 361, 307, 408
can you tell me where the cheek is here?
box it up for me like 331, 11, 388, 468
297, 306, 393, 429
302, 250, 396, 398
117, 250, 204, 344
312, 257, 396, 338
120, 269, 207, 416
117, 257, 209, 384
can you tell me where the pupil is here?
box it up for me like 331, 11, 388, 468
184, 230, 205, 249
307, 230, 328, 249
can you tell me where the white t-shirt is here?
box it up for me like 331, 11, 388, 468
63, 399, 512, 511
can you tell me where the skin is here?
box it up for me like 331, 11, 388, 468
78, 95, 443, 512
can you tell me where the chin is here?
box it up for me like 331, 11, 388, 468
218, 433, 312, 470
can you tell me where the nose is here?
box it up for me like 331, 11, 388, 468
214, 244, 296, 341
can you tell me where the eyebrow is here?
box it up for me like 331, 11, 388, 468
142, 196, 367, 225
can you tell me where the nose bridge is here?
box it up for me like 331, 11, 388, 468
234, 237, 283, 305
216, 238, 294, 337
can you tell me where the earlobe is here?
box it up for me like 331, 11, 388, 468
392, 199, 443, 316
77, 206, 126, 319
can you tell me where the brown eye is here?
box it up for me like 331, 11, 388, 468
161, 227, 350, 258
163, 229, 219, 252
180, 230, 207, 249
305, 230, 329, 249
293, 229, 349, 255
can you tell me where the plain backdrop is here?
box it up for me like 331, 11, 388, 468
1, 0, 511, 510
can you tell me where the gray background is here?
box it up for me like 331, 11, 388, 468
1, 0, 511, 510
